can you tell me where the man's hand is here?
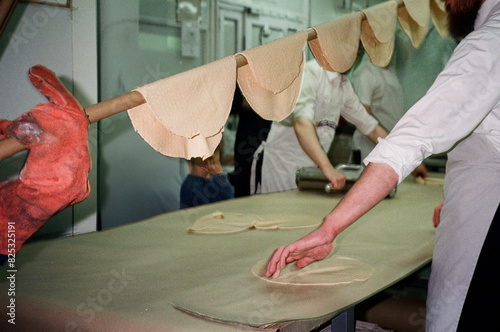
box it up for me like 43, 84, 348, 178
411, 163, 429, 179
265, 226, 336, 278
433, 200, 444, 227
322, 165, 346, 191
265, 163, 399, 279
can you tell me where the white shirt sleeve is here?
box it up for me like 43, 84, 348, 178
339, 76, 378, 135
365, 27, 500, 184
291, 63, 317, 123
351, 63, 377, 106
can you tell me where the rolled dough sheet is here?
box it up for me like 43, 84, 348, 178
398, 0, 430, 49
308, 12, 362, 73
430, 0, 449, 38
187, 211, 321, 234
360, 1, 398, 67
415, 176, 445, 185
128, 55, 236, 159
128, 103, 223, 159
237, 31, 308, 122
251, 255, 374, 286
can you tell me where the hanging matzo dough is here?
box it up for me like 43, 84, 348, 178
398, 0, 430, 48
128, 102, 223, 159
360, 1, 399, 67
430, 0, 449, 38
237, 30, 309, 121
308, 12, 363, 73
128, 55, 236, 159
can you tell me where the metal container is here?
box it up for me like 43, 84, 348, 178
296, 164, 363, 193
296, 164, 397, 197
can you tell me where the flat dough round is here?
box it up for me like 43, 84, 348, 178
128, 56, 236, 159
308, 12, 362, 73
398, 0, 430, 49
360, 0, 398, 68
132, 56, 236, 139
415, 176, 444, 185
430, 0, 449, 37
237, 31, 308, 122
188, 212, 262, 234
252, 256, 373, 286
187, 211, 320, 234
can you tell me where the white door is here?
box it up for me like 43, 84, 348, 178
217, 3, 244, 58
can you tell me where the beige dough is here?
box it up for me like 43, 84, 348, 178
360, 1, 398, 68
128, 103, 223, 159
237, 31, 308, 122
187, 211, 320, 234
415, 176, 444, 185
398, 0, 430, 48
430, 0, 449, 38
128, 55, 236, 159
252, 255, 373, 286
308, 12, 362, 73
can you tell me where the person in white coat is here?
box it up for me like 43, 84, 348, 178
350, 57, 428, 174
351, 59, 405, 161
252, 59, 389, 194
265, 0, 500, 330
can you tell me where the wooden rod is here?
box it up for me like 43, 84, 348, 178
85, 90, 145, 123
0, 91, 147, 162
0, 0, 17, 38
0, 0, 406, 162
0, 134, 25, 162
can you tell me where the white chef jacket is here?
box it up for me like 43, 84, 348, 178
365, 1, 500, 330
365, 0, 500, 184
351, 60, 405, 160
257, 60, 378, 194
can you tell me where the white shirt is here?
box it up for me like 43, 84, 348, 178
365, 0, 500, 184
351, 60, 405, 160
259, 60, 378, 193
279, 61, 378, 136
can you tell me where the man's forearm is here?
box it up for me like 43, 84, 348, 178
321, 162, 398, 237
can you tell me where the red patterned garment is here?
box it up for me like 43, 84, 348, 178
0, 65, 91, 256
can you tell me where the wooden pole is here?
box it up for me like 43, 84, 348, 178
0, 91, 147, 161
0, 0, 407, 162
0, 0, 17, 38
0, 27, 318, 162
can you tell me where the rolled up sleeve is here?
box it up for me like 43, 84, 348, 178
365, 28, 500, 184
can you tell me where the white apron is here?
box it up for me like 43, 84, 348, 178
426, 133, 500, 331
254, 80, 346, 194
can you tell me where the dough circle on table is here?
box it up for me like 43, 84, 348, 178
252, 256, 373, 286
415, 177, 444, 185
187, 211, 321, 234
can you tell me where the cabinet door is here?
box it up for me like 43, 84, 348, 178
244, 10, 306, 49
217, 4, 244, 58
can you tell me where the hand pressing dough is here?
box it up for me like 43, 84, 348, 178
187, 211, 320, 234
251, 256, 373, 286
